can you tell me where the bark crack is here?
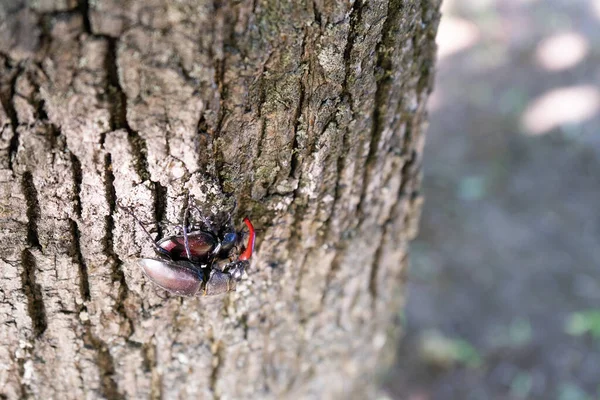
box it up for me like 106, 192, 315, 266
153, 181, 167, 239
77, 0, 92, 34
70, 218, 91, 301
104, 153, 134, 337
209, 337, 223, 400
342, 0, 362, 106
311, 0, 322, 27
21, 172, 41, 250
323, 122, 347, 238
70, 152, 83, 218
20, 249, 47, 337
415, 2, 441, 96
102, 36, 151, 182
320, 0, 361, 239
369, 143, 419, 306
212, 54, 226, 188
104, 38, 127, 134
142, 341, 162, 400
250, 48, 275, 196
211, 0, 235, 188
84, 329, 124, 400
196, 114, 213, 174
286, 29, 310, 258
368, 230, 385, 304
1, 61, 22, 172
317, 0, 366, 298
320, 250, 342, 307
15, 349, 29, 398
126, 131, 151, 183
288, 30, 307, 182
356, 0, 400, 225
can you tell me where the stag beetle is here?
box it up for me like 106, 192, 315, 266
121, 197, 255, 296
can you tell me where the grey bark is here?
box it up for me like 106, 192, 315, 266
0, 0, 439, 399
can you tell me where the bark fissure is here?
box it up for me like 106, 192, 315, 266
0, 61, 20, 171
20, 249, 47, 337
103, 155, 119, 259
77, 0, 91, 34
85, 329, 124, 400
211, 1, 235, 187
103, 37, 151, 183
210, 338, 223, 400
367, 136, 418, 305
196, 114, 213, 174
70, 218, 90, 301
126, 131, 151, 183
287, 30, 316, 290
286, 29, 312, 262
399, 122, 423, 238
368, 228, 385, 303
153, 181, 167, 239
16, 351, 29, 399
70, 152, 83, 218
142, 341, 161, 400
320, 0, 363, 237
103, 153, 133, 336
248, 46, 277, 201
104, 38, 127, 134
213, 55, 227, 187
21, 172, 41, 250
356, 0, 400, 224
318, 0, 367, 301
342, 0, 363, 103
415, 2, 440, 95
311, 0, 322, 27
369, 147, 418, 306
293, 253, 309, 312
320, 249, 342, 306
288, 30, 307, 183
324, 120, 347, 239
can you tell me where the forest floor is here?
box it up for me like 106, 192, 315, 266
385, 0, 600, 399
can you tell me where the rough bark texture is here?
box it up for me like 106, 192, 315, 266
0, 0, 439, 398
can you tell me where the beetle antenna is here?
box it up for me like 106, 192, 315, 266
117, 201, 166, 255
228, 198, 238, 215
193, 205, 218, 235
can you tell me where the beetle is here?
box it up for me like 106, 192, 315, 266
120, 199, 255, 296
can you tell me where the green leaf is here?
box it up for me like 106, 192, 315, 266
565, 310, 600, 340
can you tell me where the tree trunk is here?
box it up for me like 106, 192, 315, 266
0, 0, 439, 398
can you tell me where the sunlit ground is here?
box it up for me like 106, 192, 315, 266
385, 0, 600, 398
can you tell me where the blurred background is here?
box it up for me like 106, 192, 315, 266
385, 0, 600, 399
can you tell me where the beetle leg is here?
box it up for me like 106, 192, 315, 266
192, 205, 218, 235
188, 203, 224, 259
203, 269, 235, 296
226, 260, 247, 281
201, 261, 248, 296
183, 194, 223, 261
182, 195, 193, 261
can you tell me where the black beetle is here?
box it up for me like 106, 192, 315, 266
121, 198, 255, 296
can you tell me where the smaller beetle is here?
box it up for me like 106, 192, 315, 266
121, 199, 255, 296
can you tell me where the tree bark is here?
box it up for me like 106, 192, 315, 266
0, 0, 439, 398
